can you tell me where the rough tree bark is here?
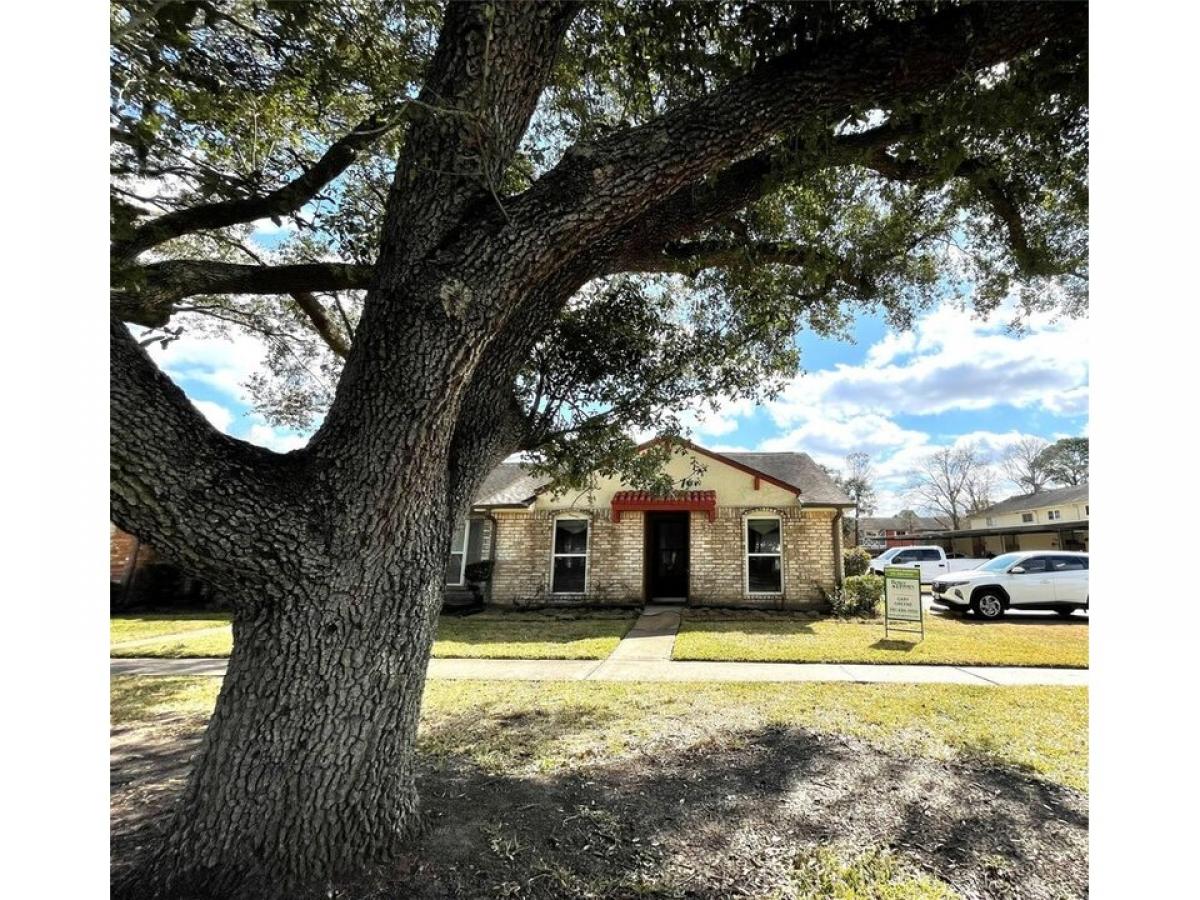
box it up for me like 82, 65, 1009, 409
109, 3, 1084, 896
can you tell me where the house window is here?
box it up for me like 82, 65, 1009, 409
1047, 509, 1062, 521
1085, 505, 1089, 516
986, 517, 995, 526
551, 517, 589, 594
445, 518, 484, 586
746, 516, 783, 594
1022, 513, 1034, 523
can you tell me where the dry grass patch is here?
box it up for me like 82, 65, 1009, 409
111, 676, 1087, 791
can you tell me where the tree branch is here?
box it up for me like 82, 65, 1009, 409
623, 239, 872, 293
378, 1, 579, 269
110, 318, 320, 594
114, 109, 404, 259
112, 260, 375, 327
508, 1, 1083, 263
290, 291, 350, 359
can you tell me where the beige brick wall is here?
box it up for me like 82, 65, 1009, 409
490, 505, 838, 609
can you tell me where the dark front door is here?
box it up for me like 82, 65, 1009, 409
647, 512, 689, 601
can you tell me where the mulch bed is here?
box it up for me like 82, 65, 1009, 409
112, 718, 1087, 899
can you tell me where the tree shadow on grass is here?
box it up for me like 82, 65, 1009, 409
113, 712, 1088, 900
869, 639, 919, 652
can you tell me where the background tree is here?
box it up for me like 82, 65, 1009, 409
840, 451, 877, 545
965, 461, 999, 516
908, 443, 997, 529
896, 509, 921, 534
1037, 436, 1090, 485
109, 2, 1088, 894
999, 435, 1052, 494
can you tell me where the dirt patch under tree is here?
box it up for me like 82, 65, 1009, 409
112, 715, 1087, 899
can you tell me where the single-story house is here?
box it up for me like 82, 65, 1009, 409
928, 483, 1089, 556
448, 439, 854, 609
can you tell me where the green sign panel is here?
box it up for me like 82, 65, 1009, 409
884, 565, 924, 640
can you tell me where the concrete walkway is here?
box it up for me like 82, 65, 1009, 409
111, 656, 1087, 687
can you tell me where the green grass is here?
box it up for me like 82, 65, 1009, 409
110, 610, 635, 660
432, 610, 635, 659
789, 846, 960, 899
674, 613, 1088, 668
110, 676, 1088, 791
110, 613, 231, 645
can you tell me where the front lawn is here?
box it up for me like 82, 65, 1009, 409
674, 611, 1088, 668
110, 612, 230, 644
431, 609, 636, 659
111, 676, 1087, 897
110, 609, 636, 660
111, 675, 1087, 791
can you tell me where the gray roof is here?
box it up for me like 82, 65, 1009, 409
977, 483, 1089, 517
473, 462, 549, 507
471, 449, 853, 508
721, 451, 853, 506
857, 514, 950, 532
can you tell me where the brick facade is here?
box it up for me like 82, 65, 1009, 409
490, 505, 839, 609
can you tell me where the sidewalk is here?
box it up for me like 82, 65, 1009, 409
111, 605, 1087, 687
109, 656, 1087, 686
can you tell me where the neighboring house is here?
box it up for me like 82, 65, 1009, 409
856, 512, 951, 552
453, 439, 854, 609
110, 524, 216, 610
936, 483, 1089, 556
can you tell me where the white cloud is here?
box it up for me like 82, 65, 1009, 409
769, 301, 1089, 425
192, 399, 234, 433
251, 217, 299, 239
246, 422, 310, 453
144, 323, 267, 405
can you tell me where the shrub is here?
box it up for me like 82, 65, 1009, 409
843, 547, 871, 577
464, 560, 494, 584
826, 574, 884, 618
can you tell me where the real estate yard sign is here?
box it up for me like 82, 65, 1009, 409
884, 565, 924, 641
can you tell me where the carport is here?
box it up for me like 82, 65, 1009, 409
925, 522, 1089, 557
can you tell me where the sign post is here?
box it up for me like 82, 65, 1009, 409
883, 565, 924, 641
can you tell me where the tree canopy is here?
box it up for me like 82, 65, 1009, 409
1037, 436, 1089, 486
112, 0, 1088, 493
108, 4, 1089, 892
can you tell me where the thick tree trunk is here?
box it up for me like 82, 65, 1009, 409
135, 526, 446, 898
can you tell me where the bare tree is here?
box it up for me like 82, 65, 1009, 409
965, 464, 998, 516
908, 444, 994, 529
999, 436, 1051, 494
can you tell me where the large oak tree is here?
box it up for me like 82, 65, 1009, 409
109, 1, 1088, 895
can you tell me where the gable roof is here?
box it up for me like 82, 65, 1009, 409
473, 462, 549, 507
720, 451, 852, 506
471, 442, 853, 508
976, 482, 1089, 517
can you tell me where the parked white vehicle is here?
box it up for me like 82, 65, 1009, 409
930, 551, 1089, 619
867, 545, 985, 582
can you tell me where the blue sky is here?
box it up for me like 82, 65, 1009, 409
146, 222, 1089, 516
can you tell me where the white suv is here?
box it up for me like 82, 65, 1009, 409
930, 551, 1089, 620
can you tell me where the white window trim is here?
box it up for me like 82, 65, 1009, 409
550, 514, 590, 595
1047, 509, 1062, 521
1021, 513, 1034, 523
446, 518, 484, 587
744, 512, 784, 596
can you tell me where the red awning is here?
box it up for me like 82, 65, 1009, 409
611, 490, 717, 523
